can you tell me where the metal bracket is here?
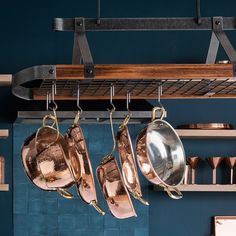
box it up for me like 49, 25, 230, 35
212, 16, 236, 75
12, 65, 56, 100
206, 32, 219, 64
72, 18, 94, 78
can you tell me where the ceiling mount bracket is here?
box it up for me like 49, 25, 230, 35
72, 17, 94, 78
212, 16, 236, 76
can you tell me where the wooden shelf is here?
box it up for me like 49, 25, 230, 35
0, 130, 9, 138
0, 75, 12, 86
176, 129, 236, 139
154, 184, 236, 192
0, 184, 9, 191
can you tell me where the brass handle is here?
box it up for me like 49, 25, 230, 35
162, 185, 183, 200
151, 106, 166, 121
119, 113, 131, 130
57, 188, 73, 199
132, 193, 149, 205
90, 200, 105, 215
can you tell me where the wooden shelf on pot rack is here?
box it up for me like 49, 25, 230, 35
176, 129, 236, 139
154, 184, 236, 192
0, 184, 9, 192
0, 75, 12, 86
12, 64, 236, 100
0, 130, 9, 138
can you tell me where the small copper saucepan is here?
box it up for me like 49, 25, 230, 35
97, 109, 136, 219
65, 111, 105, 215
21, 113, 74, 199
117, 113, 149, 205
136, 106, 186, 199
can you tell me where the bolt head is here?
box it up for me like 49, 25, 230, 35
77, 21, 82, 26
87, 69, 93, 74
49, 68, 54, 74
215, 20, 221, 25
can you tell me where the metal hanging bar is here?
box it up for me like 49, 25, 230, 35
71, 18, 94, 77
212, 17, 236, 74
196, 0, 201, 25
54, 17, 236, 31
206, 32, 219, 64
97, 0, 101, 25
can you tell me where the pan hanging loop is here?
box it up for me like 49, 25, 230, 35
74, 83, 83, 124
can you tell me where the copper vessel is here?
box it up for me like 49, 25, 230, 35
21, 113, 73, 199
0, 156, 5, 184
117, 113, 148, 205
207, 157, 223, 184
187, 157, 201, 184
136, 106, 185, 199
97, 109, 136, 219
225, 157, 236, 184
177, 123, 233, 130
65, 112, 105, 215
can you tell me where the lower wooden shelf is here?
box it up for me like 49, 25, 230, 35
0, 184, 9, 191
154, 184, 236, 192
0, 129, 9, 138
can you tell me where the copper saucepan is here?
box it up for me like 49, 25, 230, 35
97, 109, 136, 219
136, 106, 186, 199
65, 112, 105, 215
117, 113, 148, 205
21, 113, 73, 199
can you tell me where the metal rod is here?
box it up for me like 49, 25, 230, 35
230, 168, 234, 184
196, 0, 201, 25
97, 0, 101, 25
212, 169, 217, 184
191, 169, 196, 185
54, 17, 236, 32
206, 32, 219, 64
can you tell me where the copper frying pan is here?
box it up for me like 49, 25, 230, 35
117, 113, 148, 205
65, 112, 105, 215
97, 109, 136, 219
136, 107, 186, 199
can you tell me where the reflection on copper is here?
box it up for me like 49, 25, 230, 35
225, 157, 236, 184
21, 132, 49, 190
66, 125, 104, 214
187, 157, 201, 184
35, 127, 74, 189
207, 157, 223, 184
97, 157, 136, 219
117, 126, 148, 205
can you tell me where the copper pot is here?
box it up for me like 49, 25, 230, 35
136, 107, 186, 199
97, 110, 136, 219
65, 112, 105, 215
21, 114, 73, 199
117, 113, 148, 205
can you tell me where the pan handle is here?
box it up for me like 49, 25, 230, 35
90, 200, 105, 215
56, 188, 73, 199
151, 107, 166, 121
162, 185, 183, 200
132, 193, 149, 205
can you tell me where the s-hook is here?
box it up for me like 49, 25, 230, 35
74, 83, 83, 124
109, 84, 116, 112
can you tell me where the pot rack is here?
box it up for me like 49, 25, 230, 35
12, 15, 236, 101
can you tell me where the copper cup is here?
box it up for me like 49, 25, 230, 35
225, 157, 236, 184
207, 157, 223, 184
187, 157, 201, 184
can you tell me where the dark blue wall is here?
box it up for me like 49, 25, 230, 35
1, 0, 236, 235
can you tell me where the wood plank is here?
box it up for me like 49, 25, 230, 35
154, 184, 236, 192
0, 184, 9, 191
56, 64, 233, 80
0, 75, 12, 86
0, 129, 9, 138
176, 129, 236, 139
33, 94, 236, 100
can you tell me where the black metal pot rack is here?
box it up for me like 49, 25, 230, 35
11, 15, 236, 103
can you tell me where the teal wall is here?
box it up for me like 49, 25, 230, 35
1, 0, 236, 235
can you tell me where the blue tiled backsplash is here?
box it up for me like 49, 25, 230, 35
13, 123, 149, 236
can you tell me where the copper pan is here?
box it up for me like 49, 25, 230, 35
65, 111, 105, 215
97, 109, 136, 219
117, 113, 148, 205
21, 122, 73, 199
136, 106, 186, 200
